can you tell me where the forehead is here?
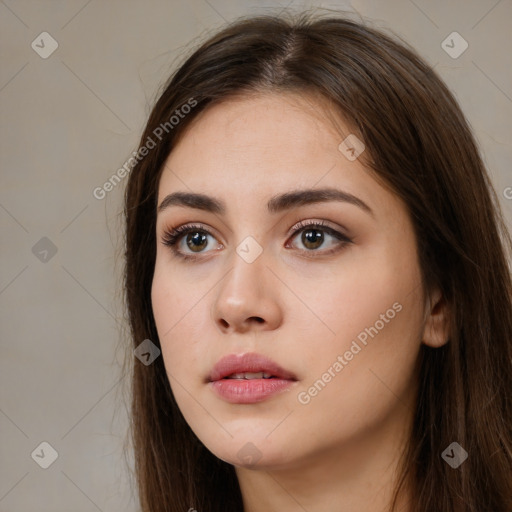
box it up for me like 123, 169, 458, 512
175, 91, 342, 145
161, 94, 349, 180
156, 92, 398, 221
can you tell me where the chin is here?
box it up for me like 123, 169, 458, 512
198, 429, 297, 470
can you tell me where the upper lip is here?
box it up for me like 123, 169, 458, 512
208, 352, 297, 382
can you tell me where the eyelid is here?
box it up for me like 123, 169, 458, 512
285, 218, 348, 238
161, 222, 222, 248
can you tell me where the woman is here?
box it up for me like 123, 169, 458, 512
123, 10, 512, 512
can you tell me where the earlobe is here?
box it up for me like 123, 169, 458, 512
421, 287, 450, 348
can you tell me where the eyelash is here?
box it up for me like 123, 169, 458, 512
161, 220, 353, 262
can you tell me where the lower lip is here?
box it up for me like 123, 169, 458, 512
209, 378, 295, 403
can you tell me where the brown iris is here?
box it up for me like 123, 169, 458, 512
186, 232, 208, 252
301, 229, 324, 250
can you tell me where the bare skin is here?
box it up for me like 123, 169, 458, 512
151, 92, 449, 511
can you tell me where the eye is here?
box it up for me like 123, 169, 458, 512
161, 223, 221, 261
161, 220, 352, 261
285, 219, 352, 257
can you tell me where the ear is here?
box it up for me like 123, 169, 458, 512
421, 286, 450, 348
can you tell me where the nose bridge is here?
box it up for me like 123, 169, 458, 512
218, 210, 269, 299
218, 244, 267, 311
211, 241, 282, 332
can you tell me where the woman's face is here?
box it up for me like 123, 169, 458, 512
151, 92, 432, 470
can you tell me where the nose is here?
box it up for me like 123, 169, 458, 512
211, 250, 283, 334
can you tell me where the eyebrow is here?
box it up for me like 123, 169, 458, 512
157, 187, 374, 217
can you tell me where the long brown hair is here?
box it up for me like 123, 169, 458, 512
123, 10, 512, 511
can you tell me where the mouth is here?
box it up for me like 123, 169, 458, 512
208, 352, 297, 382
207, 352, 298, 404
220, 371, 276, 380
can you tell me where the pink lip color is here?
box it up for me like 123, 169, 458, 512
208, 353, 297, 404
210, 378, 295, 403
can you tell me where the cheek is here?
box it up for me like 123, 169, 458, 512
316, 240, 422, 348
151, 264, 203, 371
301, 237, 421, 362
296, 251, 424, 433
151, 263, 224, 447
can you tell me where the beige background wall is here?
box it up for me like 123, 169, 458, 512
1, 1, 510, 510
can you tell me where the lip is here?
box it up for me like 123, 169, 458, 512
208, 352, 298, 404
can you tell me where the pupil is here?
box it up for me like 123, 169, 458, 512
187, 232, 207, 252
303, 229, 323, 249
